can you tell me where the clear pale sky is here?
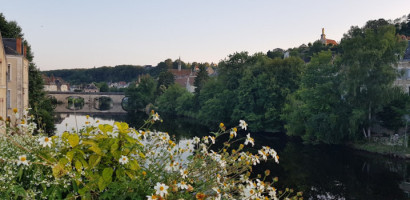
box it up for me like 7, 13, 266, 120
1, 1, 409, 70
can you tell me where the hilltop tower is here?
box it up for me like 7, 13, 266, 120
178, 56, 181, 71
320, 28, 338, 46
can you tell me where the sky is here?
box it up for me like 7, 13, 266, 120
0, 1, 409, 71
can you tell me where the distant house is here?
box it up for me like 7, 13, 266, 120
84, 83, 99, 93
0, 35, 29, 121
43, 75, 70, 92
320, 28, 338, 46
394, 39, 410, 93
169, 58, 198, 92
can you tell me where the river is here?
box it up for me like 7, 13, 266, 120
54, 104, 410, 199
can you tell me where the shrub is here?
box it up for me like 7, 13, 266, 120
0, 109, 301, 199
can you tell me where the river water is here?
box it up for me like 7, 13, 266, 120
54, 105, 410, 199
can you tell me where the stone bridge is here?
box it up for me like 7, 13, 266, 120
47, 91, 127, 114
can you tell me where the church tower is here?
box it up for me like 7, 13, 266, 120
178, 56, 181, 71
320, 28, 326, 44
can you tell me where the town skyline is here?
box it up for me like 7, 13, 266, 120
1, 1, 409, 70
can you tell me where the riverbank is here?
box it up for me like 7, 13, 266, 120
350, 142, 410, 159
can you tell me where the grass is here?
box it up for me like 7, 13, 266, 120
351, 142, 410, 158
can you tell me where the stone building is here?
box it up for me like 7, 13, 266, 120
394, 40, 410, 93
320, 28, 338, 46
0, 34, 29, 121
43, 75, 70, 92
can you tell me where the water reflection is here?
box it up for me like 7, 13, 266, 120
53, 112, 410, 199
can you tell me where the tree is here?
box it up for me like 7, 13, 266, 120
339, 22, 407, 139
157, 71, 175, 93
282, 51, 350, 143
1, 13, 54, 134
125, 76, 156, 113
98, 82, 109, 92
193, 65, 209, 95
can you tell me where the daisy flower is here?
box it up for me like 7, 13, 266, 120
119, 155, 129, 165
38, 136, 52, 148
154, 182, 169, 197
17, 155, 28, 166
239, 120, 248, 130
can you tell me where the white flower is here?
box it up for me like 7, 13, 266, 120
146, 194, 158, 200
242, 186, 257, 199
154, 182, 169, 197
119, 155, 128, 165
180, 169, 188, 179
178, 181, 188, 189
239, 120, 248, 130
230, 128, 237, 138
193, 136, 200, 144
153, 112, 160, 121
209, 136, 215, 144
244, 133, 254, 147
38, 136, 52, 148
17, 155, 28, 166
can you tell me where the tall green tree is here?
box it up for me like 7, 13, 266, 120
193, 65, 209, 95
0, 13, 54, 134
339, 22, 407, 139
125, 76, 156, 113
282, 51, 350, 143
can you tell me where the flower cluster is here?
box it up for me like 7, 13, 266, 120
0, 109, 302, 199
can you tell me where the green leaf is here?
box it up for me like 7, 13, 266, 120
72, 180, 79, 193
102, 168, 114, 183
66, 150, 76, 162
98, 176, 107, 192
115, 122, 129, 134
88, 154, 101, 169
99, 124, 113, 134
68, 134, 80, 148
17, 167, 23, 181
89, 145, 103, 155
111, 140, 119, 155
125, 170, 136, 180
128, 159, 140, 171
52, 164, 67, 178
75, 160, 82, 172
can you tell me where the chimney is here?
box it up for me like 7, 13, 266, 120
23, 45, 27, 57
16, 38, 22, 54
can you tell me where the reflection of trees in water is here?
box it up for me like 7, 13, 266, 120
258, 141, 409, 199
95, 97, 113, 110
66, 97, 84, 110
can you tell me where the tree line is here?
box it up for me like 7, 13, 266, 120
126, 14, 410, 144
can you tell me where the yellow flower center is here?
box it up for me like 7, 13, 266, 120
20, 157, 26, 161
44, 138, 49, 142
250, 189, 254, 194
160, 186, 164, 191
122, 157, 126, 161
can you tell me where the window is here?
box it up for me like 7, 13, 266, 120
7, 64, 11, 81
6, 90, 10, 109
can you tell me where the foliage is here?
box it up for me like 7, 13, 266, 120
125, 76, 156, 113
282, 51, 350, 143
43, 65, 147, 85
0, 111, 301, 199
339, 22, 407, 138
157, 71, 175, 94
0, 13, 55, 134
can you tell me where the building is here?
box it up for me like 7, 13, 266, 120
320, 28, 338, 46
0, 34, 7, 119
0, 34, 29, 121
84, 83, 99, 93
394, 40, 410, 93
43, 75, 70, 92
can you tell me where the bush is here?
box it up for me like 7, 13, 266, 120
0, 109, 301, 199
